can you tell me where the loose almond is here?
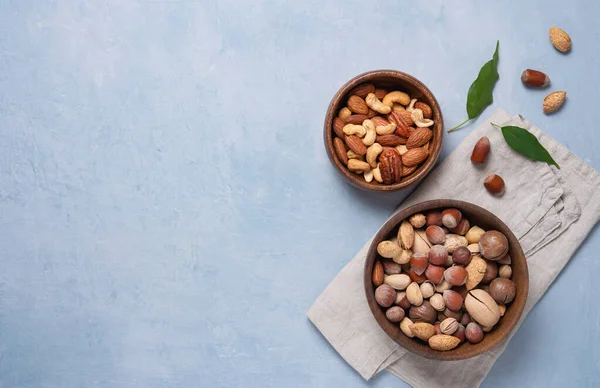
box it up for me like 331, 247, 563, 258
549, 26, 571, 53
543, 91, 566, 114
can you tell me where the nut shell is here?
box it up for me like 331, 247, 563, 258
452, 246, 472, 266
471, 136, 490, 163
440, 318, 458, 335
406, 282, 423, 306
384, 274, 411, 290
489, 278, 517, 304
408, 213, 426, 228
409, 322, 436, 341
429, 293, 445, 311
375, 284, 396, 307
426, 211, 443, 227
408, 301, 436, 323
382, 260, 401, 275
428, 334, 461, 351
479, 231, 509, 260
428, 245, 448, 266
443, 290, 464, 311
385, 306, 405, 323
395, 291, 411, 309
484, 174, 505, 195
549, 26, 571, 53
441, 208, 462, 229
410, 252, 429, 276
465, 322, 484, 344
426, 225, 446, 245
372, 261, 384, 286
444, 266, 468, 286
465, 289, 500, 327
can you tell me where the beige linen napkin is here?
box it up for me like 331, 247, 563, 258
308, 108, 600, 387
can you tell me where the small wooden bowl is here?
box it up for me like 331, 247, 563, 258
364, 200, 529, 360
324, 70, 443, 191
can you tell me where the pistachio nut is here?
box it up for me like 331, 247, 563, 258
440, 317, 458, 335
406, 282, 423, 306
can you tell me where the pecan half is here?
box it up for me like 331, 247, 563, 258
379, 148, 403, 184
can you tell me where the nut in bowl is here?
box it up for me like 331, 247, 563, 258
364, 200, 529, 360
324, 70, 444, 191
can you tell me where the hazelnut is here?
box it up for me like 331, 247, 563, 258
426, 225, 446, 245
409, 301, 437, 323
499, 265, 512, 278
441, 208, 462, 229
420, 281, 435, 299
444, 266, 468, 286
481, 261, 498, 284
426, 211, 443, 227
443, 289, 464, 311
385, 306, 406, 323
498, 254, 512, 265
429, 293, 445, 311
466, 225, 486, 244
440, 318, 458, 335
425, 264, 445, 284
449, 218, 470, 236
382, 260, 402, 275
484, 174, 505, 195
465, 322, 484, 344
460, 312, 471, 326
489, 278, 517, 304
410, 252, 429, 275
453, 323, 466, 343
471, 136, 490, 163
428, 245, 448, 266
479, 231, 509, 260
452, 246, 472, 265
408, 268, 428, 284
438, 307, 462, 322
408, 213, 426, 228
395, 291, 411, 309
375, 284, 396, 307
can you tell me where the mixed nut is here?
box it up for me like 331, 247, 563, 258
372, 208, 517, 351
332, 83, 436, 184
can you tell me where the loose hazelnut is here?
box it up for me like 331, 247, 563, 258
441, 208, 462, 229
453, 323, 466, 343
443, 290, 464, 311
375, 284, 396, 307
395, 291, 411, 309
444, 266, 468, 286
408, 213, 426, 228
440, 318, 458, 335
460, 312, 471, 326
426, 225, 446, 245
452, 246, 472, 265
471, 136, 491, 164
410, 252, 429, 275
429, 293, 445, 311
484, 174, 505, 195
425, 264, 445, 284
428, 245, 448, 266
499, 265, 512, 279
420, 281, 435, 299
479, 231, 509, 260
449, 218, 470, 235
426, 211, 443, 227
489, 278, 517, 304
465, 322, 484, 344
385, 306, 406, 323
409, 301, 437, 323
382, 260, 402, 275
481, 261, 498, 284
466, 225, 486, 244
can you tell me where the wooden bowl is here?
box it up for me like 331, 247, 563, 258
324, 70, 443, 191
364, 199, 529, 360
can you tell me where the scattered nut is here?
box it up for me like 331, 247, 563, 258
409, 301, 436, 323
465, 256, 487, 290
484, 174, 505, 195
489, 278, 516, 304
365, 93, 392, 114
366, 143, 384, 168
452, 246, 472, 266
549, 26, 571, 53
333, 137, 348, 165
441, 208, 462, 229
471, 136, 491, 163
521, 69, 551, 88
347, 95, 369, 114
410, 252, 429, 276
347, 159, 370, 173
543, 91, 567, 114
479, 231, 509, 260
443, 289, 464, 311
382, 91, 410, 107
399, 220, 415, 250
426, 211, 443, 227
411, 108, 434, 128
428, 245, 448, 266
361, 120, 377, 146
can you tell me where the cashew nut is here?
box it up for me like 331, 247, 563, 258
338, 107, 352, 119
411, 108, 434, 128
372, 164, 383, 183
366, 143, 383, 168
364, 169, 374, 183
343, 123, 366, 137
362, 120, 376, 146
382, 91, 410, 107
395, 144, 408, 156
375, 122, 396, 135
347, 150, 365, 161
348, 159, 371, 173
365, 93, 392, 114
406, 98, 418, 112
392, 103, 406, 112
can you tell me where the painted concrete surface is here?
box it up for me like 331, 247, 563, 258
0, 1, 599, 387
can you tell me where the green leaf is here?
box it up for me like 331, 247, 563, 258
491, 123, 560, 168
448, 41, 500, 132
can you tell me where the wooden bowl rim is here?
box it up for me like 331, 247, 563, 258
364, 199, 529, 360
323, 70, 444, 191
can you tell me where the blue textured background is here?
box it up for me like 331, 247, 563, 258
1, 1, 599, 387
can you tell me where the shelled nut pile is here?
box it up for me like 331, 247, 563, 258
371, 208, 517, 351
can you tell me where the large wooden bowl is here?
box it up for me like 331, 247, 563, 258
324, 70, 443, 191
364, 200, 529, 360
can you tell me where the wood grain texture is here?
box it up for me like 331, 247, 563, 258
324, 70, 444, 191
364, 200, 529, 360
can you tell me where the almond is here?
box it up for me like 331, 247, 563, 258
398, 110, 415, 127
374, 88, 388, 100
350, 83, 375, 99
388, 111, 411, 137
406, 128, 433, 149
465, 256, 487, 290
377, 134, 407, 147
543, 91, 566, 114
333, 137, 348, 165
549, 26, 571, 53
333, 117, 345, 138
402, 164, 417, 177
344, 114, 369, 125
370, 116, 389, 127
402, 148, 429, 167
415, 101, 433, 119
367, 109, 378, 118
347, 95, 369, 115
428, 334, 461, 351
372, 261, 384, 286
344, 135, 367, 155
409, 322, 436, 341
